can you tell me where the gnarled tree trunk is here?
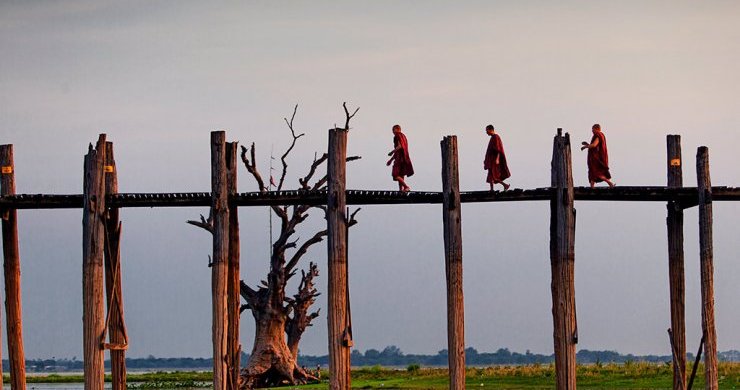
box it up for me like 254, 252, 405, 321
229, 104, 360, 389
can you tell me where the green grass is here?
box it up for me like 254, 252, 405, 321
8, 362, 739, 389
280, 362, 740, 389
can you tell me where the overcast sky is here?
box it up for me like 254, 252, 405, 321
1, 1, 738, 360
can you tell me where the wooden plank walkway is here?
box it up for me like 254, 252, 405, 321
1, 186, 739, 209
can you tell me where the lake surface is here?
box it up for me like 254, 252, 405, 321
8, 385, 111, 390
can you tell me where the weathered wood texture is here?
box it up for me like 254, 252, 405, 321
225, 141, 240, 390
82, 135, 107, 390
3, 186, 740, 209
327, 128, 351, 390
103, 142, 127, 390
696, 147, 718, 390
211, 132, 230, 390
549, 130, 577, 390
441, 136, 465, 390
1, 144, 26, 390
666, 135, 686, 390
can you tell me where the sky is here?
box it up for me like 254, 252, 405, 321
0, 1, 739, 360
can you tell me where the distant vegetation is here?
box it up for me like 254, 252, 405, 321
7, 362, 739, 389
283, 363, 740, 389
9, 347, 739, 372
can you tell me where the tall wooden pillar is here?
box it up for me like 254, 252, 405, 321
1, 144, 27, 390
549, 129, 577, 390
103, 142, 127, 390
666, 135, 686, 390
211, 131, 230, 390
327, 128, 351, 390
696, 147, 718, 390
82, 135, 107, 390
225, 141, 241, 390
440, 136, 465, 390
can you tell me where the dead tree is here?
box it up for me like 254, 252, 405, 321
191, 104, 360, 388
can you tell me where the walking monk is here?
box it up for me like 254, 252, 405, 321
581, 123, 615, 188
386, 124, 414, 192
483, 124, 511, 191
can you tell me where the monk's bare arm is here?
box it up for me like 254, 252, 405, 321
580, 138, 599, 151
388, 145, 402, 156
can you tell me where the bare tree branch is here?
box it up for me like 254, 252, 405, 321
241, 143, 290, 228
186, 213, 213, 234
311, 155, 361, 191
278, 104, 306, 191
240, 143, 266, 192
285, 229, 328, 277
343, 102, 360, 131
348, 207, 361, 225
299, 153, 328, 190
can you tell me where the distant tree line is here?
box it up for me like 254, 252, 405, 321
297, 347, 740, 368
11, 348, 739, 372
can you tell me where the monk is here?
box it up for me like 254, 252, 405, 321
581, 123, 615, 188
483, 124, 511, 191
386, 124, 414, 192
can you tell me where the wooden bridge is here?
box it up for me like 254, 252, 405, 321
2, 186, 740, 209
0, 129, 735, 390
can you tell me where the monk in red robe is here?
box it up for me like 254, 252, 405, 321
386, 124, 414, 192
581, 123, 615, 188
483, 124, 511, 191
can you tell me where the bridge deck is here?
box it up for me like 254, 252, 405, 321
1, 186, 739, 209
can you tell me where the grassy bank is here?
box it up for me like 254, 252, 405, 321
9, 362, 739, 389
290, 362, 740, 389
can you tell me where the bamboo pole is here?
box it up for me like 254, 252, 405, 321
225, 141, 241, 390
549, 129, 577, 390
211, 131, 230, 390
327, 127, 351, 390
1, 144, 26, 390
82, 135, 107, 390
696, 146, 718, 390
666, 135, 686, 390
103, 142, 127, 390
440, 136, 465, 390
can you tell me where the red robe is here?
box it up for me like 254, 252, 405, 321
484, 134, 511, 184
391, 133, 414, 179
587, 131, 611, 182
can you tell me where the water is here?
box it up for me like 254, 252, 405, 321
14, 385, 110, 390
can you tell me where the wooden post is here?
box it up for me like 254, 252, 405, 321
666, 135, 686, 390
1, 144, 27, 390
211, 131, 230, 390
327, 128, 351, 390
225, 141, 241, 390
696, 146, 718, 390
549, 129, 577, 390
82, 135, 107, 390
103, 142, 127, 390
440, 136, 465, 390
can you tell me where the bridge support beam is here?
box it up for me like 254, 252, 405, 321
441, 136, 465, 390
103, 142, 128, 390
696, 147, 718, 390
1, 144, 27, 390
210, 131, 230, 390
327, 127, 351, 390
549, 129, 577, 390
82, 135, 107, 390
666, 135, 686, 390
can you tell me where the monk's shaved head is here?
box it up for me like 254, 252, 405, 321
592, 123, 601, 130
392, 124, 401, 132
486, 124, 495, 131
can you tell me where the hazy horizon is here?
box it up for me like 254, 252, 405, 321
1, 1, 738, 360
